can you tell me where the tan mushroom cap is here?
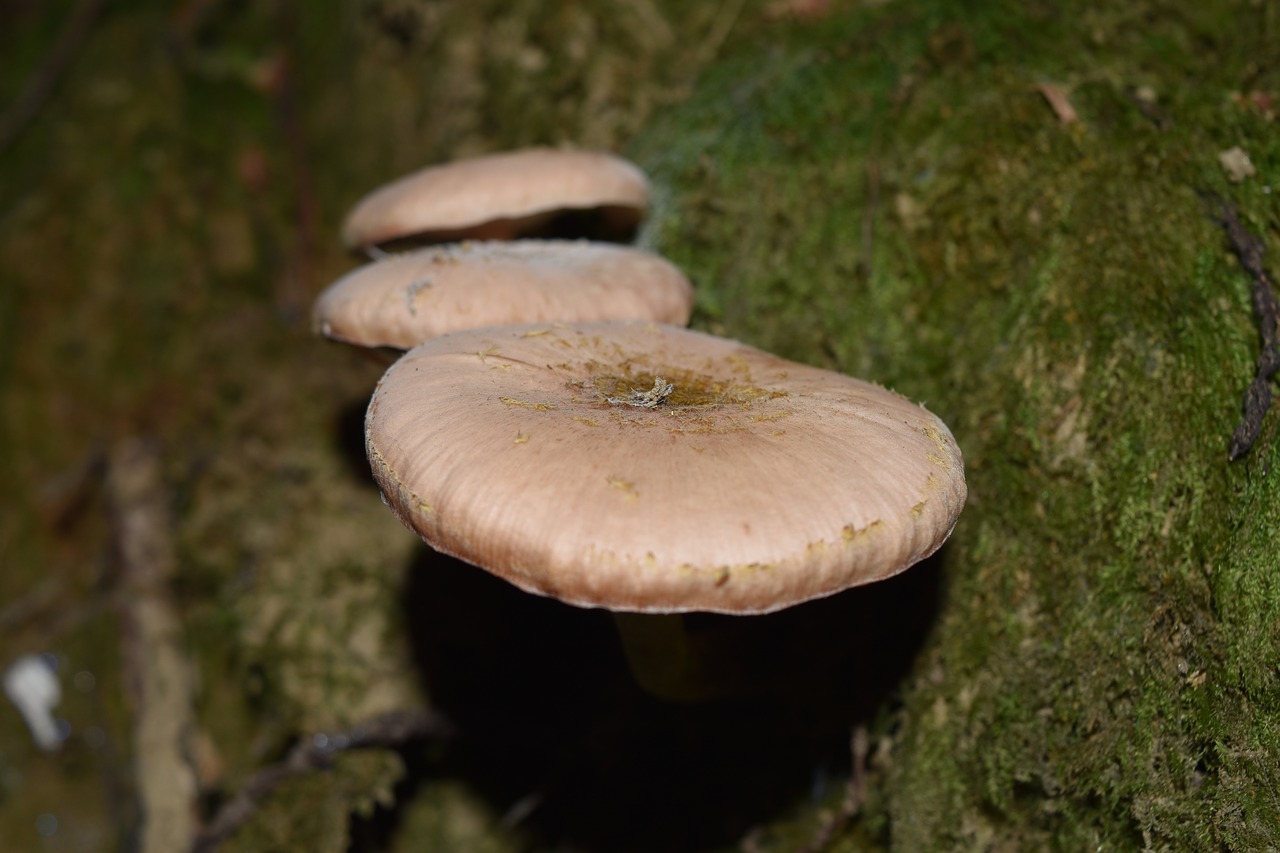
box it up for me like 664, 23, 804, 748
366, 321, 966, 614
313, 240, 693, 349
341, 148, 650, 250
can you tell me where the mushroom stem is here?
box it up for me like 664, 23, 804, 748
611, 613, 692, 701
610, 612, 748, 703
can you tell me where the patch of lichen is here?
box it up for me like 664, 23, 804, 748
385, 779, 523, 853
632, 0, 1280, 849
220, 750, 405, 853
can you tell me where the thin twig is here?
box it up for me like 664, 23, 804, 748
1036, 82, 1079, 125
1209, 199, 1280, 459
0, 0, 109, 154
797, 726, 869, 853
0, 576, 66, 634
191, 708, 453, 853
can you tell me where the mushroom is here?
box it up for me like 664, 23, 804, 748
313, 240, 693, 351
366, 321, 966, 698
341, 148, 650, 252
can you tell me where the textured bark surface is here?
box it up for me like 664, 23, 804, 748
1, 0, 1276, 850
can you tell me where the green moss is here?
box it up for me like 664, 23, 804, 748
387, 779, 522, 853
222, 750, 405, 853
3, 0, 1277, 849
631, 0, 1280, 848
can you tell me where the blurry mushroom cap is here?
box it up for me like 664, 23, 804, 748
314, 240, 694, 349
341, 148, 650, 250
366, 321, 967, 614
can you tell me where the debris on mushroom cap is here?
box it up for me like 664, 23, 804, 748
366, 321, 967, 615
341, 148, 650, 251
313, 240, 694, 350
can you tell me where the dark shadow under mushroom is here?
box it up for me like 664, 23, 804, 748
366, 205, 645, 255
373, 542, 947, 852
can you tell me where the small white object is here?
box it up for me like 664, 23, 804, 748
4, 654, 63, 751
1219, 146, 1256, 183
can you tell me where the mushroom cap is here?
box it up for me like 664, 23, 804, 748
313, 240, 694, 349
341, 148, 650, 250
366, 321, 966, 614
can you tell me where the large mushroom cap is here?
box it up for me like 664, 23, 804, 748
313, 240, 693, 349
366, 321, 966, 614
341, 148, 650, 250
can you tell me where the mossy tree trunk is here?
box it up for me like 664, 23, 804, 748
1, 0, 1276, 850
633, 2, 1280, 848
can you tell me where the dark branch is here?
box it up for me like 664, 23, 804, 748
191, 708, 454, 853
1209, 199, 1280, 459
0, 0, 109, 154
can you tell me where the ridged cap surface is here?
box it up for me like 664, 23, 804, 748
366, 321, 966, 614
314, 241, 693, 349
341, 148, 650, 250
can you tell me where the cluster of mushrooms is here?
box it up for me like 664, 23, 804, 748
313, 148, 967, 700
